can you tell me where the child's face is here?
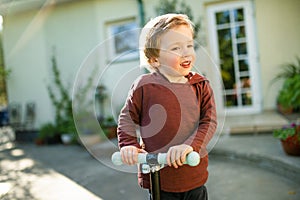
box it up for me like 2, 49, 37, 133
155, 25, 195, 77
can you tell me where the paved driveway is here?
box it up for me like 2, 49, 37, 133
1, 136, 300, 199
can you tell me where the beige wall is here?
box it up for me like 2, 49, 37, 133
2, 0, 142, 127
255, 0, 300, 110
3, 9, 52, 126
2, 0, 299, 128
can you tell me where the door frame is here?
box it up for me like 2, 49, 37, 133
206, 0, 262, 115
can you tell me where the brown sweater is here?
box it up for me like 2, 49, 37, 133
117, 71, 217, 192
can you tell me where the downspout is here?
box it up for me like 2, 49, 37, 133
137, 0, 145, 27
137, 0, 149, 73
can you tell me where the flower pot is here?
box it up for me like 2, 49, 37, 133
277, 103, 293, 115
280, 135, 300, 156
45, 135, 61, 144
105, 126, 117, 139
35, 138, 45, 145
61, 133, 73, 144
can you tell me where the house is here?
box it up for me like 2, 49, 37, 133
0, 0, 299, 132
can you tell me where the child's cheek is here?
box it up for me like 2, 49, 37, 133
167, 54, 181, 68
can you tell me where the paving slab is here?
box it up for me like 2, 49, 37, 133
224, 110, 289, 134
212, 134, 300, 183
207, 158, 300, 200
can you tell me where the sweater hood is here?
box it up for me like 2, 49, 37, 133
186, 72, 208, 84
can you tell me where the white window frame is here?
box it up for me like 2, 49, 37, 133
106, 18, 139, 62
207, 0, 261, 115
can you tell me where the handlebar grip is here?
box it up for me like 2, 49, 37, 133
111, 151, 200, 167
111, 152, 147, 165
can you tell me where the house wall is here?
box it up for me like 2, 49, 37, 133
93, 0, 143, 117
255, 0, 300, 110
3, 10, 52, 127
1, 0, 299, 129
2, 0, 142, 128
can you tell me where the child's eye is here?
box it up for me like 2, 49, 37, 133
171, 47, 180, 51
187, 44, 194, 48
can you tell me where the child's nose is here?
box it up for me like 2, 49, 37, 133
181, 47, 191, 57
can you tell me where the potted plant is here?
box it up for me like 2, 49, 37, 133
273, 56, 300, 114
101, 116, 117, 139
57, 118, 77, 145
36, 122, 60, 145
276, 74, 300, 113
44, 54, 78, 144
273, 121, 300, 156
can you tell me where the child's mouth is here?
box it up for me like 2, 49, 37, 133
180, 61, 191, 68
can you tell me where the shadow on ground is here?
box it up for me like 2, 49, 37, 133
0, 143, 52, 199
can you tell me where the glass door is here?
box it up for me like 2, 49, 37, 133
207, 1, 261, 115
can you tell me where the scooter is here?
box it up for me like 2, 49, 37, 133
111, 151, 200, 200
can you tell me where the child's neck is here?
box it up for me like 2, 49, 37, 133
165, 74, 187, 83
157, 69, 187, 83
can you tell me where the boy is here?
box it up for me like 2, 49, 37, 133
117, 13, 217, 200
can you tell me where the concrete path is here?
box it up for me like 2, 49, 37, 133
0, 143, 103, 200
1, 134, 300, 200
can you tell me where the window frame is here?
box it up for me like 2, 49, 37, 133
207, 0, 261, 115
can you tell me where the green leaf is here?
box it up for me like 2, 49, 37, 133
273, 128, 296, 140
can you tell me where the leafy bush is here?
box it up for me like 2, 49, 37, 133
274, 57, 300, 111
277, 74, 300, 110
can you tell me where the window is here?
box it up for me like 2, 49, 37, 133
106, 19, 139, 61
207, 1, 261, 115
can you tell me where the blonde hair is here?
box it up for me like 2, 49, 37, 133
139, 13, 194, 72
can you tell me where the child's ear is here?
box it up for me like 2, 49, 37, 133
149, 58, 160, 68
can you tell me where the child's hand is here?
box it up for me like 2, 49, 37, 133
120, 146, 147, 165
167, 144, 193, 168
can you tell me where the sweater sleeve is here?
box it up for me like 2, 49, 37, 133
117, 81, 142, 149
184, 81, 217, 156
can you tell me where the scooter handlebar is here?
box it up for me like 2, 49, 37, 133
111, 151, 200, 167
